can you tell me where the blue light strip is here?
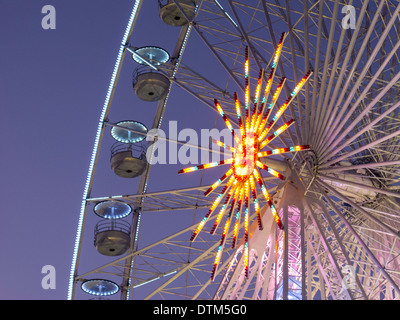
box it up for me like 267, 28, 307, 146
67, 0, 142, 300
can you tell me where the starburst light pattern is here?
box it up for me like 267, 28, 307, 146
178, 33, 312, 279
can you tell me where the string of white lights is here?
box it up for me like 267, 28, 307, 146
67, 0, 142, 300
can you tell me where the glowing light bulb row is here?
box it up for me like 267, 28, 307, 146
250, 69, 264, 130
204, 167, 233, 196
178, 158, 233, 174
290, 145, 310, 152
211, 187, 240, 280
244, 46, 250, 79
256, 76, 286, 136
265, 70, 312, 132
271, 77, 287, 102
234, 92, 242, 118
252, 33, 285, 135
255, 161, 285, 180
258, 145, 310, 158
231, 183, 245, 249
257, 176, 270, 203
271, 32, 286, 69
270, 203, 282, 229
212, 214, 231, 281
273, 98, 290, 122
259, 118, 295, 149
253, 169, 283, 229
262, 70, 274, 103
243, 180, 250, 277
249, 175, 263, 230
211, 246, 223, 281
258, 70, 311, 141
257, 31, 285, 123
253, 69, 263, 104
234, 92, 246, 139
210, 204, 228, 236
213, 139, 235, 152
259, 31, 285, 108
231, 208, 241, 248
215, 99, 240, 144
263, 32, 285, 106
244, 214, 249, 277
291, 70, 313, 97
244, 47, 251, 131
210, 184, 237, 235
191, 217, 210, 242
190, 177, 236, 241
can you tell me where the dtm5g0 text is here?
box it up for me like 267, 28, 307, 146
197, 304, 246, 315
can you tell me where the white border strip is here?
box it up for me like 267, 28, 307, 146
67, 0, 142, 300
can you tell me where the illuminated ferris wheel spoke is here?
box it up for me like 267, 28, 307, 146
211, 186, 240, 281
250, 68, 264, 128
258, 145, 310, 158
262, 33, 285, 98
244, 46, 251, 132
231, 183, 245, 249
258, 71, 312, 142
212, 139, 235, 153
234, 92, 246, 139
271, 32, 286, 72
255, 76, 286, 134
178, 158, 233, 174
249, 175, 262, 231
255, 161, 285, 180
253, 168, 283, 229
259, 32, 286, 110
259, 118, 295, 150
214, 98, 240, 144
210, 181, 237, 236
204, 168, 234, 196
190, 176, 236, 242
243, 180, 250, 277
253, 32, 285, 132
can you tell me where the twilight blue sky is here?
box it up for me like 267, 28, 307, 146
0, 0, 220, 299
0, 0, 142, 299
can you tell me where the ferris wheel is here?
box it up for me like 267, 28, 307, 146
68, 0, 400, 300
